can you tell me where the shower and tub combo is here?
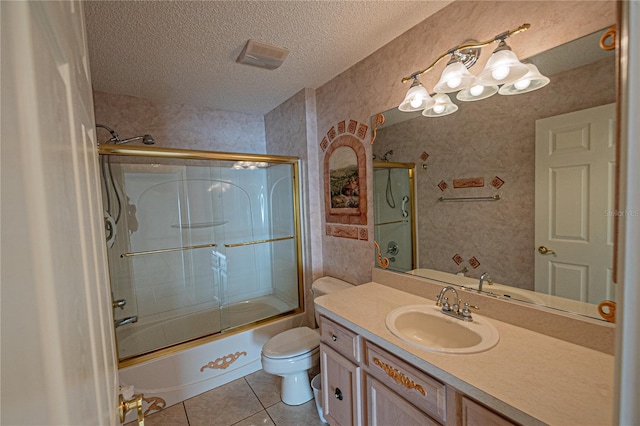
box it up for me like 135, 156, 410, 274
97, 127, 305, 416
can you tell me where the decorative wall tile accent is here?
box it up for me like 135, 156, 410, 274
453, 177, 484, 188
348, 119, 358, 134
327, 126, 337, 141
491, 176, 506, 189
452, 254, 464, 265
357, 123, 368, 139
326, 225, 333, 235
359, 228, 368, 241
338, 120, 346, 134
420, 151, 430, 161
468, 256, 481, 269
331, 225, 359, 239
320, 137, 329, 151
438, 180, 448, 192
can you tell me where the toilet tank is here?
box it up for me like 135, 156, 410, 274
312, 276, 353, 297
311, 276, 353, 325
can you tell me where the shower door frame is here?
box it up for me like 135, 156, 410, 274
99, 144, 305, 368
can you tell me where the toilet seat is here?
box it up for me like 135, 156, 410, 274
262, 326, 319, 359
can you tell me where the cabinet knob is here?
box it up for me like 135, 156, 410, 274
332, 334, 337, 341
334, 388, 343, 401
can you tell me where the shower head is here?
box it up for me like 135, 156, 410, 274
118, 134, 156, 145
96, 124, 155, 145
142, 134, 155, 145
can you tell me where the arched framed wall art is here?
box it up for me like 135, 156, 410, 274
324, 134, 367, 225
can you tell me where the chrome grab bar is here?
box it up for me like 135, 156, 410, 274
223, 235, 294, 248
120, 243, 217, 258
374, 219, 409, 226
438, 195, 501, 201
438, 195, 501, 202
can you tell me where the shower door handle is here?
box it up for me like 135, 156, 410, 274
112, 299, 126, 310
401, 195, 409, 218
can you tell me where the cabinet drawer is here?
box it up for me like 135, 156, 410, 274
365, 342, 446, 424
319, 315, 361, 362
461, 396, 518, 426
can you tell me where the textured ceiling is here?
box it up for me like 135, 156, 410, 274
84, 1, 452, 115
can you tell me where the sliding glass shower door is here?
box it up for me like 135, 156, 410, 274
100, 147, 302, 362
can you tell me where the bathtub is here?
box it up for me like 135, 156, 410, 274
119, 298, 305, 421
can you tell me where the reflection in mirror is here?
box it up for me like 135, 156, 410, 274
372, 27, 616, 320
373, 160, 417, 272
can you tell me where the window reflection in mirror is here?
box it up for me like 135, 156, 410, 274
371, 27, 616, 321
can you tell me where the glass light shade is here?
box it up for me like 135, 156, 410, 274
433, 61, 476, 93
498, 64, 550, 95
456, 81, 499, 102
477, 49, 529, 86
422, 94, 458, 117
399, 81, 435, 112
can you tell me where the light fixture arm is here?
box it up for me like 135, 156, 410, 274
401, 23, 530, 83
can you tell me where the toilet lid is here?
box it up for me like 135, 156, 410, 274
263, 327, 320, 359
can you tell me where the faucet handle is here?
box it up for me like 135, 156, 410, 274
460, 301, 479, 316
442, 297, 451, 311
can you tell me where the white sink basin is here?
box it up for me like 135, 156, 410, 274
386, 305, 500, 354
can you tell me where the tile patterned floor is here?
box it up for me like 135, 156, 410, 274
127, 370, 326, 426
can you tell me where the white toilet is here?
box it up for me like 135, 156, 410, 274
261, 276, 353, 406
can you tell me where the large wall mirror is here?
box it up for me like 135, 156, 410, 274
372, 26, 616, 321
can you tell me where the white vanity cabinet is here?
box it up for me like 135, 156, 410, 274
319, 316, 364, 426
318, 315, 518, 426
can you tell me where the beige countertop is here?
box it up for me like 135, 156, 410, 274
315, 282, 614, 426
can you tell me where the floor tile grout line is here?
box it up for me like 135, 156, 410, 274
181, 401, 191, 426
243, 376, 279, 425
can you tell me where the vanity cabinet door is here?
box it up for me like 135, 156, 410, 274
366, 375, 441, 426
320, 343, 363, 426
460, 396, 517, 426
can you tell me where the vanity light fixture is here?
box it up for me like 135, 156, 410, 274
399, 75, 435, 111
422, 94, 458, 117
456, 81, 499, 102
476, 39, 529, 86
433, 56, 476, 93
399, 23, 550, 116
498, 63, 550, 95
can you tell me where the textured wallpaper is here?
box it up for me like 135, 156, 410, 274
93, 91, 266, 153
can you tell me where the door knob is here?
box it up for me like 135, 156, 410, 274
538, 246, 556, 255
118, 394, 144, 425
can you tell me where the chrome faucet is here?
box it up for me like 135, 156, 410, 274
478, 272, 492, 292
114, 315, 138, 328
436, 286, 460, 313
436, 286, 474, 322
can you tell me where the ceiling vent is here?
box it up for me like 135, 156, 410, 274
237, 39, 289, 70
